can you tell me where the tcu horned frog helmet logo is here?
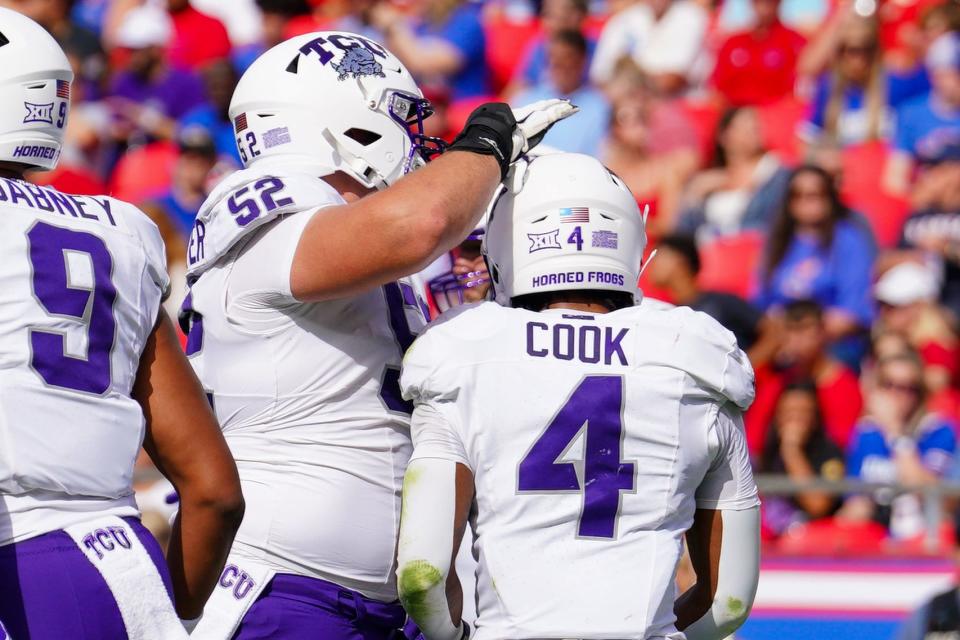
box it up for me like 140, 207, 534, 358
333, 47, 385, 81
292, 33, 394, 81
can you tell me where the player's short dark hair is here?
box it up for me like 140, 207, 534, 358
784, 299, 824, 323
550, 29, 588, 57
657, 234, 701, 275
512, 289, 635, 313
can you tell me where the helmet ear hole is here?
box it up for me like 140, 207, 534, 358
0, 32, 8, 47
343, 128, 382, 146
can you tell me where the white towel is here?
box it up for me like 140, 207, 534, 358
64, 515, 187, 640
189, 553, 275, 639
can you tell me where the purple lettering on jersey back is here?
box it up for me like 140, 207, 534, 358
526, 322, 548, 357
580, 326, 601, 364
604, 328, 629, 366
553, 324, 575, 361
518, 375, 635, 539
28, 222, 117, 394
91, 197, 116, 226
48, 189, 77, 217
7, 180, 31, 207
24, 184, 54, 212
68, 195, 90, 221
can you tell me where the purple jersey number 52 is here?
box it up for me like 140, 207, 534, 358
518, 375, 636, 539
28, 221, 117, 394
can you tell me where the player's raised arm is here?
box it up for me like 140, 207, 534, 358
289, 100, 577, 302
133, 310, 245, 621
675, 405, 761, 639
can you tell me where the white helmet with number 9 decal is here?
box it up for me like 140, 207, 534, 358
483, 153, 646, 307
229, 31, 445, 189
0, 8, 73, 171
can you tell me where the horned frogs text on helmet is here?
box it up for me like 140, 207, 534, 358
229, 31, 445, 189
0, 8, 73, 171
482, 153, 646, 305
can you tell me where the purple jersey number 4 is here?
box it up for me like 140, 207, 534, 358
27, 221, 117, 394
518, 375, 636, 539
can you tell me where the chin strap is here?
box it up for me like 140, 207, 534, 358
637, 204, 657, 281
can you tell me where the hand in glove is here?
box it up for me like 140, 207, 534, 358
448, 99, 579, 178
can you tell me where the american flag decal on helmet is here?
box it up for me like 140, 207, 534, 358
234, 112, 248, 133
559, 207, 589, 223
56, 80, 70, 99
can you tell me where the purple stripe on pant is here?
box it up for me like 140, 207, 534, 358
0, 516, 173, 640
232, 573, 416, 640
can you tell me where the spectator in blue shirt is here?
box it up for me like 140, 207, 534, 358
181, 59, 242, 165
842, 351, 956, 539
372, 0, 489, 103
756, 166, 876, 364
885, 31, 960, 197
149, 125, 218, 235
800, 13, 929, 149
512, 30, 609, 157
503, 0, 596, 99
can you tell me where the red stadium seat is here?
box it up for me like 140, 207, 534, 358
839, 141, 911, 248
30, 164, 107, 196
696, 231, 764, 299
757, 96, 807, 166
108, 142, 177, 203
776, 518, 888, 556
676, 98, 723, 166
482, 12, 541, 95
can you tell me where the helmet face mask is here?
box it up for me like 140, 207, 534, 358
386, 91, 447, 174
427, 229, 490, 313
230, 31, 443, 188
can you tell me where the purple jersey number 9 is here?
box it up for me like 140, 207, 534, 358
27, 221, 117, 395
518, 375, 636, 539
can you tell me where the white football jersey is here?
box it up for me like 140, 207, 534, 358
0, 178, 169, 546
401, 300, 759, 640
185, 160, 429, 601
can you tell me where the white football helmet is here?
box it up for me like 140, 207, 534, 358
229, 31, 444, 189
0, 8, 73, 171
483, 153, 646, 306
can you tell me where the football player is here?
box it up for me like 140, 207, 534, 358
182, 31, 574, 639
397, 153, 762, 640
0, 9, 243, 639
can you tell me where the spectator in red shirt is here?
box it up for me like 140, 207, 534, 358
712, 0, 806, 106
746, 299, 863, 455
167, 0, 232, 70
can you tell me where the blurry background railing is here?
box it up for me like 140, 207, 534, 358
756, 474, 960, 553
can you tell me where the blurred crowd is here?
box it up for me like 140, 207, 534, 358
13, 0, 960, 556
